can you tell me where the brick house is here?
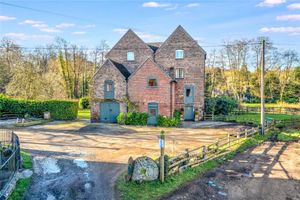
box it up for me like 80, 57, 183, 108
90, 25, 206, 124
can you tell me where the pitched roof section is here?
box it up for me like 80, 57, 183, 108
106, 29, 154, 57
109, 59, 131, 79
128, 57, 175, 81
155, 25, 206, 54
91, 59, 131, 81
147, 42, 163, 52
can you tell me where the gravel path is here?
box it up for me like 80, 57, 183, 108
11, 120, 245, 200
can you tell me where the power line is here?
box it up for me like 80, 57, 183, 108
0, 1, 92, 22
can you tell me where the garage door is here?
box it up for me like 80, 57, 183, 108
100, 102, 120, 123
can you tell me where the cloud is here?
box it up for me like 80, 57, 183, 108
72, 31, 86, 35
39, 28, 61, 33
142, 1, 178, 10
186, 3, 200, 8
81, 24, 96, 28
113, 28, 128, 34
257, 0, 285, 7
287, 3, 300, 10
20, 19, 44, 25
259, 26, 300, 35
3, 32, 53, 41
276, 14, 300, 21
0, 15, 16, 21
113, 28, 162, 41
56, 23, 75, 29
142, 1, 170, 8
20, 19, 63, 33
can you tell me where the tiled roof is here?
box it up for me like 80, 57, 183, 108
109, 59, 131, 79
147, 42, 163, 52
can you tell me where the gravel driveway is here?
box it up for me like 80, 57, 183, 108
12, 120, 246, 200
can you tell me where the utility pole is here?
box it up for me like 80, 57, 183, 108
261, 39, 266, 134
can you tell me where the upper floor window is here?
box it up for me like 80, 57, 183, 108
148, 77, 158, 88
127, 52, 135, 61
104, 80, 114, 99
175, 50, 184, 59
175, 68, 184, 79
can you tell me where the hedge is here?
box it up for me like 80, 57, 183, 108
0, 96, 78, 120
79, 97, 90, 109
205, 96, 238, 115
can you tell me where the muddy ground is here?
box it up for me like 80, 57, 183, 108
6, 120, 246, 200
162, 141, 300, 200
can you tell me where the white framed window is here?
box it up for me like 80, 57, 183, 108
127, 52, 135, 61
175, 68, 184, 79
175, 50, 184, 59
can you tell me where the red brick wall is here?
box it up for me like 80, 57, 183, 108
128, 58, 172, 117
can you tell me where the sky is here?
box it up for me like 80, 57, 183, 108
0, 0, 300, 53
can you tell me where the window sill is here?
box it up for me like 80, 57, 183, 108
147, 86, 158, 88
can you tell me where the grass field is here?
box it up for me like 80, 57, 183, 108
77, 109, 90, 120
220, 112, 300, 126
242, 103, 300, 109
8, 151, 33, 200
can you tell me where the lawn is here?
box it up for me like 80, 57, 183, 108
77, 109, 90, 120
116, 129, 300, 200
242, 103, 300, 109
8, 151, 33, 200
219, 112, 300, 126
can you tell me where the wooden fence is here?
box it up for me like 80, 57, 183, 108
166, 127, 259, 176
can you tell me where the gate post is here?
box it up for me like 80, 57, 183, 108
159, 131, 165, 183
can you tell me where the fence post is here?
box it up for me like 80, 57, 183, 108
245, 129, 248, 138
216, 138, 219, 152
237, 132, 240, 144
202, 146, 206, 159
227, 133, 230, 147
159, 131, 165, 183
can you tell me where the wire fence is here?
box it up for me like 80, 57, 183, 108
0, 130, 21, 197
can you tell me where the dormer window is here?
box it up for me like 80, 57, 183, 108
175, 50, 184, 59
127, 52, 135, 61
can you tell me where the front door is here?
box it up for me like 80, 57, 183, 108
184, 85, 194, 121
100, 102, 120, 123
148, 103, 158, 125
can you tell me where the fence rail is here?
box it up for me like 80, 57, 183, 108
166, 126, 259, 175
0, 130, 21, 197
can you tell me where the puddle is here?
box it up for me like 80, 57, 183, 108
34, 157, 61, 174
73, 159, 88, 169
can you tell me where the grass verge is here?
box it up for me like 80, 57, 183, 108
116, 129, 300, 200
14, 119, 52, 127
77, 109, 90, 120
8, 151, 33, 200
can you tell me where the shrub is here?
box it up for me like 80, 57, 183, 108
205, 96, 238, 115
0, 96, 78, 120
79, 97, 90, 109
117, 112, 126, 125
157, 115, 180, 127
117, 112, 148, 126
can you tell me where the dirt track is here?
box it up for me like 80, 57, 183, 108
10, 120, 245, 200
162, 141, 300, 200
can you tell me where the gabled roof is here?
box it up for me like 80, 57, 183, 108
106, 29, 154, 57
91, 59, 131, 80
155, 25, 206, 55
128, 57, 175, 81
